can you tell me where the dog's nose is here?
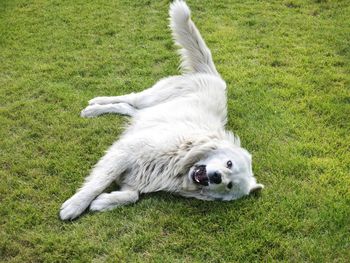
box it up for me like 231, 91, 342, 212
209, 172, 222, 184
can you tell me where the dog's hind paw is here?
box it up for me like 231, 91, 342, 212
89, 96, 113, 105
80, 105, 101, 118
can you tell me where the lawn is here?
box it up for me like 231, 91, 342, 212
1, 0, 349, 261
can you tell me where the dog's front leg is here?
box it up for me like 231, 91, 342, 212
59, 143, 129, 220
90, 188, 139, 212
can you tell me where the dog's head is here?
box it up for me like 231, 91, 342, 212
187, 146, 264, 200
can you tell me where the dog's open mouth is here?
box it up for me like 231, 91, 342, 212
191, 165, 209, 186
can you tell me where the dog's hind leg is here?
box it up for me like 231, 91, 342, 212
88, 76, 184, 109
88, 94, 136, 106
60, 143, 129, 220
90, 189, 139, 212
80, 102, 137, 118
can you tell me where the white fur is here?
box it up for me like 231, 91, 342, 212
59, 0, 263, 220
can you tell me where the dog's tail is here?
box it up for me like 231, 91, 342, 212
169, 0, 219, 76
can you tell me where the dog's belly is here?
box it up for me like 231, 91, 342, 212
131, 98, 225, 132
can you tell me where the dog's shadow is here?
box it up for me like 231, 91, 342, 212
138, 190, 263, 217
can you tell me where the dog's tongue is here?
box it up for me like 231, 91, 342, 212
193, 166, 209, 186
194, 173, 209, 185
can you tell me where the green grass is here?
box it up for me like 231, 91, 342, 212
1, 0, 349, 261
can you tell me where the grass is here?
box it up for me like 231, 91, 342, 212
1, 0, 349, 261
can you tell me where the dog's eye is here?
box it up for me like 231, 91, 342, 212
227, 182, 233, 189
226, 160, 232, 168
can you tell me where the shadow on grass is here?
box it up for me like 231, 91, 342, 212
138, 190, 264, 217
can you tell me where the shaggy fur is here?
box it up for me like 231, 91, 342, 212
60, 0, 263, 220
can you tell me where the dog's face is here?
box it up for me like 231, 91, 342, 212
188, 147, 264, 200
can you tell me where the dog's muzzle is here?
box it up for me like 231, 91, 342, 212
208, 172, 222, 184
191, 165, 209, 186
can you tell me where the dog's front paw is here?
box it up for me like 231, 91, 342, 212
90, 193, 113, 212
80, 105, 101, 118
59, 194, 90, 220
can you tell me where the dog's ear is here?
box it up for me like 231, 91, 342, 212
175, 140, 217, 174
226, 131, 240, 146
249, 183, 264, 195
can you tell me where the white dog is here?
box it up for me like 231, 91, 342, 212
60, 0, 264, 220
